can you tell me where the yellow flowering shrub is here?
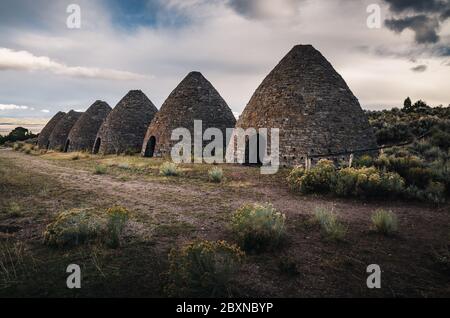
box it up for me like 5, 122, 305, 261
286, 159, 336, 194
43, 208, 103, 247
106, 206, 130, 248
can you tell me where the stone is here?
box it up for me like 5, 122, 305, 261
233, 44, 377, 167
94, 90, 158, 155
66, 100, 111, 152
48, 110, 83, 151
37, 111, 66, 149
141, 71, 236, 158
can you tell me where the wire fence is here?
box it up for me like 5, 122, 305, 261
303, 130, 433, 169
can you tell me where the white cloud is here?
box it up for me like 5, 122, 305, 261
41, 109, 50, 113
0, 103, 29, 111
0, 48, 148, 81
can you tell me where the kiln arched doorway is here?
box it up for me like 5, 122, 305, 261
93, 138, 101, 154
144, 136, 156, 158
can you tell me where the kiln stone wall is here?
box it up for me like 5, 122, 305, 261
233, 44, 377, 167
37, 111, 66, 149
142, 72, 236, 158
67, 101, 111, 152
95, 90, 157, 155
48, 110, 83, 151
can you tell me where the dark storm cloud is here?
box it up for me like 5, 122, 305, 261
227, 0, 258, 17
0, 0, 76, 30
383, 0, 450, 47
410, 64, 427, 72
384, 0, 449, 13
441, 7, 450, 19
385, 15, 440, 43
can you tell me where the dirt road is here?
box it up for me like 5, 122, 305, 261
1, 149, 449, 297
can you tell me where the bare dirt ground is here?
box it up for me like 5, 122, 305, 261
0, 148, 449, 297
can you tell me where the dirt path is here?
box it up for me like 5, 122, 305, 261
1, 149, 449, 297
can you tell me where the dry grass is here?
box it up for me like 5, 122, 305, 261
0, 149, 449, 297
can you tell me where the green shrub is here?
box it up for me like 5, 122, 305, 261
423, 146, 444, 161
425, 181, 446, 203
333, 167, 405, 198
430, 129, 450, 149
405, 167, 433, 188
231, 203, 286, 252
286, 159, 336, 194
3, 202, 22, 218
354, 154, 374, 167
43, 208, 103, 247
94, 164, 107, 175
208, 167, 223, 183
159, 162, 179, 176
406, 182, 446, 204
106, 206, 130, 248
371, 209, 398, 235
164, 240, 244, 297
313, 207, 347, 241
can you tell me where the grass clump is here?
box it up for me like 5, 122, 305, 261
43, 208, 103, 247
371, 209, 398, 235
159, 162, 179, 176
165, 240, 244, 297
106, 206, 130, 248
208, 167, 224, 183
94, 164, 108, 175
231, 203, 286, 252
5, 202, 22, 218
313, 207, 347, 241
12, 143, 23, 151
0, 241, 33, 289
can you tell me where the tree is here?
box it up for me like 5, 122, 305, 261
0, 126, 37, 145
403, 97, 412, 111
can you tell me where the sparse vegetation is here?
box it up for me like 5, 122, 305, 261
3, 202, 22, 218
231, 203, 286, 252
159, 161, 179, 176
0, 241, 34, 289
164, 240, 244, 297
208, 167, 224, 183
371, 209, 398, 235
94, 164, 108, 175
43, 208, 103, 247
287, 159, 335, 194
288, 163, 405, 199
106, 206, 130, 248
313, 207, 347, 241
12, 143, 23, 151
1, 124, 449, 297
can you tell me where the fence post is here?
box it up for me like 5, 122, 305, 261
349, 153, 354, 168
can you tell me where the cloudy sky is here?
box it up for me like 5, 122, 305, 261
0, 0, 449, 119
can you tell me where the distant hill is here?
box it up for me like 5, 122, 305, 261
0, 117, 49, 135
